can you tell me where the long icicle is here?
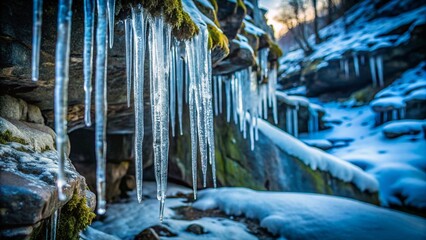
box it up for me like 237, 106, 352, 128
54, 0, 73, 202
83, 0, 95, 126
125, 18, 133, 108
369, 56, 377, 87
95, 0, 108, 215
107, 0, 115, 48
177, 44, 184, 136
32, 0, 43, 81
131, 5, 146, 203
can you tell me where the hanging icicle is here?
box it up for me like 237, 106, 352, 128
177, 43, 184, 136
32, 0, 43, 81
353, 53, 360, 77
107, 0, 115, 48
131, 5, 147, 204
83, 0, 95, 126
125, 18, 133, 108
54, 0, 73, 202
376, 55, 384, 87
344, 59, 349, 79
369, 56, 377, 87
148, 14, 172, 222
94, 0, 108, 215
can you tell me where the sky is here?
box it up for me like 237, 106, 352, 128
259, 0, 285, 38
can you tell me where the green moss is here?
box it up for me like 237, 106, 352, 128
57, 193, 96, 240
0, 130, 27, 145
122, 0, 199, 39
269, 41, 283, 59
207, 24, 230, 55
41, 145, 52, 152
208, 0, 218, 12
301, 58, 323, 75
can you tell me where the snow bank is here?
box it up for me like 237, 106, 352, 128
194, 188, 426, 240
258, 119, 379, 192
382, 120, 425, 138
370, 96, 405, 110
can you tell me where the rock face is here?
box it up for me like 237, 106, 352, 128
0, 97, 95, 240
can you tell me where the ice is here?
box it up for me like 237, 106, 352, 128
83, 0, 95, 126
218, 75, 223, 114
54, 0, 73, 202
94, 0, 108, 215
268, 64, 278, 124
49, 209, 59, 240
225, 78, 231, 122
258, 48, 269, 81
107, 0, 115, 48
308, 107, 319, 133
176, 43, 184, 136
148, 15, 171, 221
344, 59, 349, 79
213, 76, 218, 116
170, 40, 177, 137
376, 55, 384, 87
369, 56, 377, 87
125, 18, 133, 108
194, 188, 426, 239
131, 5, 147, 203
31, 0, 43, 81
353, 54, 360, 77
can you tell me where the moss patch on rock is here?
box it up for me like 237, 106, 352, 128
122, 0, 199, 39
0, 130, 27, 145
268, 41, 283, 60
236, 0, 247, 14
208, 24, 230, 55
57, 193, 96, 240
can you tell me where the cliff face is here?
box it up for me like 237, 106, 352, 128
279, 0, 426, 99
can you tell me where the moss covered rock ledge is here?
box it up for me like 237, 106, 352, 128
0, 96, 95, 240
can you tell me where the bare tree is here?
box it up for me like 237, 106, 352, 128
312, 0, 322, 44
275, 0, 314, 54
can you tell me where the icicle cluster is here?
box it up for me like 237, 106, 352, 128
216, 61, 278, 150
369, 55, 385, 87
375, 107, 405, 125
286, 106, 299, 137
308, 108, 319, 134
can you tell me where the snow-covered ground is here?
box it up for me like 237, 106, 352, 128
91, 183, 426, 240
298, 99, 426, 209
91, 182, 259, 240
194, 188, 426, 240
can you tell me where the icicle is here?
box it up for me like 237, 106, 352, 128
376, 55, 384, 87
268, 64, 278, 124
218, 76, 223, 114
170, 40, 177, 137
83, 0, 95, 126
177, 43, 184, 136
94, 0, 108, 215
353, 54, 360, 77
213, 76, 218, 116
286, 107, 292, 135
32, 0, 43, 81
249, 68, 258, 150
131, 6, 147, 203
232, 74, 238, 124
258, 48, 269, 80
293, 107, 299, 138
361, 55, 365, 65
369, 56, 377, 87
107, 0, 115, 48
339, 59, 344, 71
125, 18, 133, 108
344, 59, 349, 79
54, 0, 73, 202
49, 209, 59, 240
225, 78, 231, 122
149, 15, 172, 222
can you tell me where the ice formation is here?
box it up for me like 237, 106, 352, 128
84, 0, 95, 126
54, 0, 73, 202
344, 59, 349, 79
32, 0, 43, 81
353, 54, 360, 77
36, 0, 279, 223
369, 55, 385, 87
94, 0, 108, 215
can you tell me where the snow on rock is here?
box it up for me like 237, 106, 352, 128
301, 102, 426, 210
370, 96, 405, 111
382, 120, 425, 138
303, 139, 333, 150
193, 188, 426, 240
258, 119, 379, 193
280, 0, 426, 76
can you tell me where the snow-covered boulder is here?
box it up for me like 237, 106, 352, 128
382, 120, 426, 138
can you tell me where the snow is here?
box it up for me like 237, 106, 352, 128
301, 101, 426, 209
243, 20, 266, 37
382, 120, 425, 138
258, 119, 379, 192
370, 96, 405, 110
280, 0, 426, 76
91, 183, 258, 240
193, 188, 426, 240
